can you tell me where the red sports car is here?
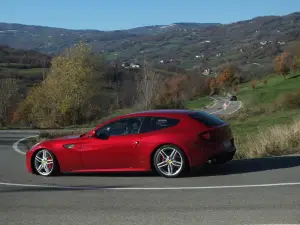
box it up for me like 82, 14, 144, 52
26, 109, 236, 178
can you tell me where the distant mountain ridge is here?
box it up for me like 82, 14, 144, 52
0, 12, 299, 71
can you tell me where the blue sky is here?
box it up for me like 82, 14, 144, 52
1, 0, 299, 30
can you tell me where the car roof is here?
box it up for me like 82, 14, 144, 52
119, 109, 202, 118
94, 109, 214, 129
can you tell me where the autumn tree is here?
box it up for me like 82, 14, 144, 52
0, 78, 19, 126
287, 41, 300, 68
209, 77, 219, 94
251, 80, 257, 89
274, 52, 291, 78
154, 75, 188, 109
217, 66, 240, 93
232, 86, 240, 94
17, 41, 101, 128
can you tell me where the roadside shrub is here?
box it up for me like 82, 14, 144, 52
274, 89, 300, 110
235, 119, 300, 159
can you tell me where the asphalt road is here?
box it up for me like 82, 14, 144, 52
205, 96, 242, 115
1, 97, 300, 225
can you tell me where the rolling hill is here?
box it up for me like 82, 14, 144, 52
0, 12, 300, 74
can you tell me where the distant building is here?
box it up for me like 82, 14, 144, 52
121, 62, 141, 68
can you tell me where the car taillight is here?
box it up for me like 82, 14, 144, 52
200, 131, 211, 140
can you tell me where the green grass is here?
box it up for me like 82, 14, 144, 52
224, 72, 300, 158
18, 68, 44, 75
229, 72, 300, 134
185, 96, 214, 109
237, 73, 300, 108
229, 109, 300, 139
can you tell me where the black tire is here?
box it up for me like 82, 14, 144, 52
32, 149, 60, 176
153, 144, 188, 178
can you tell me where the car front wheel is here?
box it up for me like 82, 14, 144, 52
33, 149, 59, 176
153, 144, 188, 178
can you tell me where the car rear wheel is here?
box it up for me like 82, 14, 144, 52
33, 149, 59, 176
153, 145, 188, 178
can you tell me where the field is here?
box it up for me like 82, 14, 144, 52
225, 73, 300, 159
185, 96, 215, 109
236, 74, 300, 108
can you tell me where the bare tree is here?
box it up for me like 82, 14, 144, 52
135, 60, 165, 110
0, 78, 19, 126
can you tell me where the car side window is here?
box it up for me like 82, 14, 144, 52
139, 116, 180, 133
96, 117, 144, 137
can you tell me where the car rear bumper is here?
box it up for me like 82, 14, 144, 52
188, 140, 237, 168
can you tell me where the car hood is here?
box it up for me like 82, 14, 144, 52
53, 135, 81, 140
30, 135, 82, 151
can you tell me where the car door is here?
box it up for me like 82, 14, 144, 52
80, 117, 144, 170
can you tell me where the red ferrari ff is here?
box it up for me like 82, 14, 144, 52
26, 109, 236, 178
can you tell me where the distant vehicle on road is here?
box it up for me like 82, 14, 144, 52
230, 95, 237, 101
26, 109, 237, 178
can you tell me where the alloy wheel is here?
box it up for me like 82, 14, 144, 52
154, 146, 184, 177
34, 149, 55, 176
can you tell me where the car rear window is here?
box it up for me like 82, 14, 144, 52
188, 111, 225, 127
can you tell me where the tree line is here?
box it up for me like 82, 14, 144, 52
1, 41, 300, 128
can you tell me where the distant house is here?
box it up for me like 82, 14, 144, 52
196, 54, 204, 58
130, 63, 140, 68
121, 62, 130, 68
120, 62, 141, 69
202, 69, 211, 75
216, 52, 225, 57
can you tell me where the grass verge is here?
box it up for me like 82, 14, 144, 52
229, 112, 300, 159
185, 96, 215, 109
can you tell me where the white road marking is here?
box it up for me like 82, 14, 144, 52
12, 135, 39, 155
225, 100, 242, 115
0, 181, 300, 190
207, 97, 218, 108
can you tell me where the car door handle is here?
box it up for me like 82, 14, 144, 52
134, 141, 139, 145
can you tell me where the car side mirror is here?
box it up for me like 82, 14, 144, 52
87, 130, 96, 138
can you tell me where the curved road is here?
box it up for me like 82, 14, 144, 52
1, 97, 300, 225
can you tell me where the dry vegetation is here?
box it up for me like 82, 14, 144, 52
235, 119, 300, 159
